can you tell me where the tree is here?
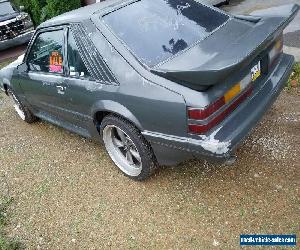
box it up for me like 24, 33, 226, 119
12, 0, 81, 26
41, 0, 81, 23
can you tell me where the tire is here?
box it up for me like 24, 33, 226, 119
100, 115, 158, 181
7, 88, 37, 124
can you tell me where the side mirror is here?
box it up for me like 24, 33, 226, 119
17, 63, 28, 73
19, 5, 25, 11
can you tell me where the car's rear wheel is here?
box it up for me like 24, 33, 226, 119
7, 88, 37, 123
100, 115, 157, 181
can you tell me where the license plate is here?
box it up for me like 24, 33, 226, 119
251, 61, 261, 82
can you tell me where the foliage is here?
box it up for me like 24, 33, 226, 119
287, 63, 300, 90
0, 197, 22, 250
41, 0, 81, 23
12, 0, 81, 26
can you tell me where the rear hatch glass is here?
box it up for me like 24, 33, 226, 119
103, 0, 229, 67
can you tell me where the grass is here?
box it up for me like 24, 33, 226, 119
287, 63, 300, 90
35, 181, 50, 198
0, 197, 22, 250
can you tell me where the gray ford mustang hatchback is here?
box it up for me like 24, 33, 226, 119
0, 0, 299, 180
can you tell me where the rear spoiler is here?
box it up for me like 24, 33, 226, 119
235, 3, 299, 24
151, 4, 299, 89
250, 4, 299, 22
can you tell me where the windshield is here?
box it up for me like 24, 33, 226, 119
0, 1, 17, 16
103, 0, 229, 67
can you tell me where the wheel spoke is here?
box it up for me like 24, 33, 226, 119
115, 128, 126, 143
103, 124, 143, 176
13, 104, 25, 120
112, 136, 124, 148
130, 148, 141, 163
126, 151, 134, 165
126, 140, 134, 147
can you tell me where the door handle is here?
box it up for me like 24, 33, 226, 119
56, 85, 66, 95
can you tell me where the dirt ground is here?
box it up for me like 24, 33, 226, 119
1, 1, 300, 248
0, 87, 299, 249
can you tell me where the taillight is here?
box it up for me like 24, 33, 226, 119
188, 75, 253, 135
188, 97, 225, 120
269, 34, 283, 67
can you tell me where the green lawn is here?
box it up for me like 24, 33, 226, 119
0, 197, 22, 250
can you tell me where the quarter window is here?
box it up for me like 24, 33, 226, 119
67, 31, 90, 79
27, 30, 64, 73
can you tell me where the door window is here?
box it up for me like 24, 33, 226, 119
67, 31, 90, 79
27, 29, 65, 74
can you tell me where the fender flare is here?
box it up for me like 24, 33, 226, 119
91, 100, 143, 130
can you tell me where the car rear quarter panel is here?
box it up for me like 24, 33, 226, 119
83, 21, 188, 137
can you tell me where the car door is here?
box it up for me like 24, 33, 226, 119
19, 27, 68, 118
54, 27, 99, 128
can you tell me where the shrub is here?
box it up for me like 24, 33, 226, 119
287, 63, 300, 90
41, 0, 82, 23
12, 0, 81, 26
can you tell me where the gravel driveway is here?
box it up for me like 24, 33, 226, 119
1, 2, 300, 249
0, 90, 299, 249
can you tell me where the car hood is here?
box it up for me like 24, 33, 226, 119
0, 54, 24, 90
151, 4, 299, 88
0, 12, 19, 22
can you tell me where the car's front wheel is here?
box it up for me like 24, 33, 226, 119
7, 88, 37, 123
100, 115, 158, 181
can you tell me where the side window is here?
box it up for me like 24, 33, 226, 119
67, 31, 90, 79
27, 29, 64, 74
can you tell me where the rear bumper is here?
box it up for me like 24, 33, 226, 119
0, 29, 34, 51
143, 53, 294, 166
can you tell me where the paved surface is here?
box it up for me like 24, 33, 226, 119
223, 0, 300, 61
0, 45, 27, 63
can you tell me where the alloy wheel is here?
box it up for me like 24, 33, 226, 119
103, 125, 142, 176
10, 91, 25, 120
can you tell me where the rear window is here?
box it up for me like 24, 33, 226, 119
103, 0, 229, 67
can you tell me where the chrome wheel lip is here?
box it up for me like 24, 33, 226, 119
103, 125, 142, 177
10, 92, 25, 120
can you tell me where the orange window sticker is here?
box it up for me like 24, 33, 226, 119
49, 51, 63, 73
